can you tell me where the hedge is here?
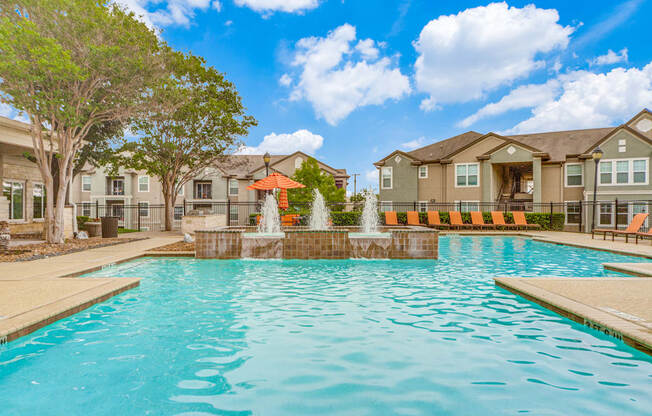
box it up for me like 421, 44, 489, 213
250, 211, 565, 230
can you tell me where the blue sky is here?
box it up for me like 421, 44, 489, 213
6, 1, 652, 192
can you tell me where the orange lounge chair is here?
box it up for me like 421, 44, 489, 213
634, 225, 652, 244
448, 211, 473, 230
427, 211, 450, 229
512, 211, 540, 230
491, 211, 518, 230
281, 214, 298, 226
406, 211, 421, 226
594, 213, 648, 242
384, 211, 399, 226
470, 211, 494, 230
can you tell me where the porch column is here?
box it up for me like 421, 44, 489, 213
479, 157, 491, 203
533, 156, 542, 205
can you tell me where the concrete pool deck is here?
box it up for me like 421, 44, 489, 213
0, 232, 182, 344
495, 277, 652, 356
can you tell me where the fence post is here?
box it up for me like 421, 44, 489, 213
95, 200, 99, 218
227, 198, 231, 226
183, 199, 186, 216
137, 203, 141, 231
614, 198, 619, 229
549, 201, 553, 229
413, 201, 417, 211
578, 200, 582, 233
458, 201, 462, 212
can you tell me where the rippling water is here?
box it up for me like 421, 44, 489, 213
1, 236, 651, 415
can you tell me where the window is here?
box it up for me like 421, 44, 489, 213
618, 139, 626, 153
418, 165, 428, 179
455, 163, 479, 187
379, 201, 392, 212
599, 203, 613, 226
229, 204, 239, 222
138, 176, 149, 192
111, 179, 124, 195
3, 181, 24, 220
82, 175, 92, 192
82, 202, 92, 217
195, 182, 212, 199
228, 179, 239, 196
174, 206, 184, 220
33, 183, 45, 219
381, 167, 392, 189
139, 202, 149, 217
565, 164, 583, 187
599, 159, 648, 185
455, 200, 479, 212
295, 157, 303, 169
565, 201, 580, 225
418, 201, 428, 213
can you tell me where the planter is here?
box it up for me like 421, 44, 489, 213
85, 222, 102, 237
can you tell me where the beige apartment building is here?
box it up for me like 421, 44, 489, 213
375, 109, 652, 231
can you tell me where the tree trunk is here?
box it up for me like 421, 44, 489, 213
163, 186, 175, 232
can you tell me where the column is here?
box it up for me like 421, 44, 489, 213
533, 156, 542, 205
481, 160, 492, 202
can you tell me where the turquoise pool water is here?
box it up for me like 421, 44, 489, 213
1, 236, 651, 415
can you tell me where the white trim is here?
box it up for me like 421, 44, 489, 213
2, 179, 25, 220
598, 201, 614, 227
81, 175, 92, 192
381, 167, 393, 190
81, 202, 92, 217
32, 182, 46, 220
598, 158, 649, 186
139, 201, 150, 218
564, 200, 581, 225
138, 175, 150, 192
417, 201, 428, 212
564, 163, 583, 187
454, 163, 480, 188
418, 165, 428, 179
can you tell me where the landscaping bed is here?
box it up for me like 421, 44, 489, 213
1, 237, 143, 262
148, 241, 195, 252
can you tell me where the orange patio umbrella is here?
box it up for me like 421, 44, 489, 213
247, 172, 305, 210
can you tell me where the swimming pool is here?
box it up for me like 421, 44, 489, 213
1, 236, 651, 415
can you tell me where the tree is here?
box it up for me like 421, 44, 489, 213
288, 158, 346, 207
0, 0, 162, 243
119, 49, 256, 231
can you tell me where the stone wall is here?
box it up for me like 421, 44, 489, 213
181, 214, 227, 235
283, 231, 350, 259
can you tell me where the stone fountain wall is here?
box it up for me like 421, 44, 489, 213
194, 228, 438, 259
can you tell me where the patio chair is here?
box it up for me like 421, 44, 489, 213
427, 211, 450, 229
634, 225, 652, 244
384, 211, 399, 226
448, 211, 473, 230
593, 213, 648, 242
281, 214, 298, 227
406, 211, 421, 226
512, 211, 541, 230
470, 211, 494, 230
491, 211, 518, 230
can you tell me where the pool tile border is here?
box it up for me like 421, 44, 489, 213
494, 277, 652, 357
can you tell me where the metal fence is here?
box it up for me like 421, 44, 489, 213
79, 199, 652, 233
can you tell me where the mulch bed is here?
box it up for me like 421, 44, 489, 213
148, 241, 195, 252
0, 237, 143, 262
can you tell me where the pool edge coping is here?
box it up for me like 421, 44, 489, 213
494, 277, 652, 357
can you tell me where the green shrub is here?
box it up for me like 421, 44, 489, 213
77, 215, 91, 228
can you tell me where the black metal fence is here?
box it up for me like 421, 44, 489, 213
79, 199, 652, 233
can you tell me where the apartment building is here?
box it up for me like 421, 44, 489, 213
375, 109, 652, 231
71, 151, 348, 227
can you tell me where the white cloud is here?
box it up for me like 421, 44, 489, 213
400, 136, 426, 150
590, 48, 628, 66
236, 129, 324, 155
286, 24, 411, 125
0, 103, 29, 123
279, 74, 293, 86
365, 168, 379, 183
492, 62, 652, 134
234, 0, 319, 14
117, 0, 219, 28
414, 2, 573, 111
459, 80, 561, 127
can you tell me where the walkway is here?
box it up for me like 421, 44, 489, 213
0, 232, 181, 344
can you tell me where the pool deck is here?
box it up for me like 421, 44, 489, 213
0, 232, 182, 344
495, 277, 652, 356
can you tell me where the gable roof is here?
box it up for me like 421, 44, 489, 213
582, 125, 652, 154
216, 152, 348, 179
508, 127, 614, 161
406, 131, 483, 162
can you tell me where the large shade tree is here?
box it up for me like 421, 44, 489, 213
0, 0, 162, 243
288, 158, 346, 207
119, 49, 256, 231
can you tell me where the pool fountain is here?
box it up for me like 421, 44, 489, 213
196, 189, 438, 260
309, 189, 330, 230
